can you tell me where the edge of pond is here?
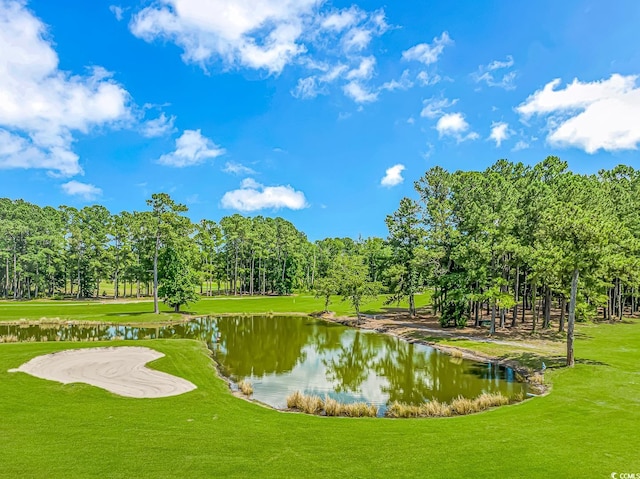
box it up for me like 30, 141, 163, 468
2, 311, 550, 398
319, 315, 550, 397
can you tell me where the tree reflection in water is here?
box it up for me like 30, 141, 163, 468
1, 315, 527, 412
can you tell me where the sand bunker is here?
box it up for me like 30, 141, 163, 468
9, 347, 197, 398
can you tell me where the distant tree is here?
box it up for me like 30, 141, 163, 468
158, 245, 199, 312
146, 193, 190, 314
385, 197, 424, 316
332, 253, 381, 322
314, 276, 339, 313
538, 173, 614, 366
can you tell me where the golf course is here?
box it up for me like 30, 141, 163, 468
2, 0, 640, 476
1, 296, 639, 478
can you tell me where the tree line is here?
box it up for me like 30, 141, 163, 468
2, 158, 639, 365
0, 193, 393, 313
387, 157, 640, 366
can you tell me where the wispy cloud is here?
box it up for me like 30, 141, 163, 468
472, 55, 516, 90
402, 32, 452, 65
223, 161, 256, 175
61, 181, 102, 201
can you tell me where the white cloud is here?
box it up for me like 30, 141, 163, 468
416, 71, 441, 86
141, 113, 176, 137
129, 1, 393, 103
109, 5, 124, 21
473, 55, 516, 90
489, 121, 511, 147
158, 129, 225, 167
0, 1, 132, 177
512, 140, 530, 151
343, 82, 378, 103
380, 70, 413, 92
130, 1, 388, 76
402, 32, 452, 65
0, 129, 77, 175
517, 74, 640, 153
320, 64, 348, 82
221, 178, 308, 211
291, 76, 322, 99
290, 64, 351, 99
130, 0, 317, 74
487, 56, 514, 71
381, 164, 405, 187
321, 7, 364, 32
436, 113, 478, 141
346, 56, 376, 80
223, 161, 256, 175
420, 97, 457, 119
341, 11, 388, 52
61, 180, 102, 201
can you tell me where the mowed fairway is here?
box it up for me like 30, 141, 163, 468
0, 301, 639, 478
0, 294, 430, 323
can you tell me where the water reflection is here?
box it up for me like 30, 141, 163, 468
1, 316, 527, 414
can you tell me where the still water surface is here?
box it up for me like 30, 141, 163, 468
1, 316, 527, 414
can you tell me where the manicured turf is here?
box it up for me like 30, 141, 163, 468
0, 293, 431, 323
0, 302, 638, 477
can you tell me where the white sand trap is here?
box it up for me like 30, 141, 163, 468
8, 347, 197, 398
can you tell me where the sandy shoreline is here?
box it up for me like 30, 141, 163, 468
9, 346, 197, 398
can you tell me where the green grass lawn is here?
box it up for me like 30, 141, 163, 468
0, 293, 431, 323
0, 301, 638, 477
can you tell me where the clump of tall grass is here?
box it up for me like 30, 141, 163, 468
385, 402, 421, 418
323, 396, 341, 416
323, 396, 374, 417
529, 373, 545, 385
450, 396, 478, 415
299, 394, 323, 414
0, 335, 19, 343
385, 400, 452, 418
238, 380, 253, 396
286, 390, 323, 414
475, 392, 510, 409
286, 391, 304, 409
286, 392, 377, 417
385, 392, 511, 418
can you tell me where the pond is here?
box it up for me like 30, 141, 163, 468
1, 316, 527, 414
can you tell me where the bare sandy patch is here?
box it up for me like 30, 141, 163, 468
9, 346, 196, 398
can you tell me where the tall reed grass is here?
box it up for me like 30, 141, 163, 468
385, 392, 511, 418
285, 392, 378, 417
238, 380, 253, 396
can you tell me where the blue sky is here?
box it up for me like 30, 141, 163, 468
1, 0, 640, 240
